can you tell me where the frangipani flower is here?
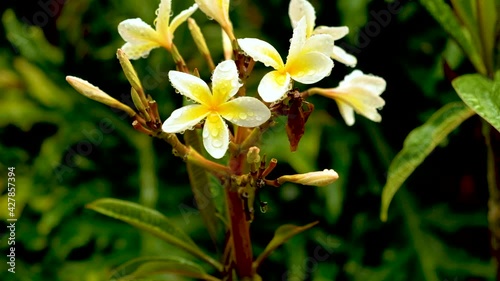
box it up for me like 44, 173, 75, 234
195, 0, 234, 40
118, 0, 198, 59
238, 18, 334, 102
162, 60, 271, 159
289, 0, 357, 67
312, 70, 386, 126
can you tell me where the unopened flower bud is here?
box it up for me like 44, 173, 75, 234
246, 146, 261, 164
116, 49, 147, 104
188, 18, 210, 57
66, 76, 136, 117
277, 169, 339, 187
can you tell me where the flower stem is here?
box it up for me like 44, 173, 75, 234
483, 121, 500, 278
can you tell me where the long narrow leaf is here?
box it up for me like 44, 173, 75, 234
184, 130, 221, 244
253, 221, 318, 271
452, 73, 500, 132
420, 0, 486, 74
380, 102, 475, 221
110, 257, 221, 281
87, 198, 222, 271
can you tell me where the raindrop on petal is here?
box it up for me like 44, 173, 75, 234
212, 139, 222, 147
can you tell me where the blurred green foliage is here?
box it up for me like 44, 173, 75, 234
0, 0, 494, 280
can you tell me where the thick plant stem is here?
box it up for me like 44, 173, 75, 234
484, 122, 500, 279
225, 184, 253, 278
224, 126, 253, 278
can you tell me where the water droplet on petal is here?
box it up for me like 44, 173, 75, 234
212, 139, 222, 147
239, 112, 247, 119
211, 129, 219, 137
248, 111, 254, 117
202, 129, 209, 138
256, 116, 263, 121
225, 113, 234, 120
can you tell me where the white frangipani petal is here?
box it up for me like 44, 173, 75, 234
162, 104, 209, 132
339, 70, 385, 94
288, 52, 333, 84
238, 38, 284, 69
121, 41, 161, 60
155, 0, 172, 39
211, 60, 242, 104
219, 97, 271, 127
287, 17, 308, 62
258, 71, 291, 102
336, 99, 356, 126
313, 26, 349, 40
118, 18, 159, 44
169, 4, 199, 33
289, 0, 316, 36
168, 71, 212, 105
302, 34, 335, 56
203, 113, 229, 159
331, 46, 357, 67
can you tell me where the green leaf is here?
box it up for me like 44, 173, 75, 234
452, 73, 500, 132
380, 102, 474, 221
14, 58, 73, 109
110, 257, 221, 281
3, 9, 63, 65
86, 198, 222, 271
420, 0, 486, 74
184, 130, 221, 244
477, 0, 497, 74
253, 221, 318, 270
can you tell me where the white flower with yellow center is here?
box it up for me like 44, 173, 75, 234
312, 70, 386, 126
118, 0, 198, 59
162, 60, 271, 159
238, 17, 334, 103
289, 0, 357, 67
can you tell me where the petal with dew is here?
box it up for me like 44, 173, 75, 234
155, 0, 172, 39
287, 52, 333, 84
118, 18, 159, 44
258, 70, 291, 102
121, 41, 161, 60
331, 46, 357, 67
335, 99, 356, 126
211, 60, 241, 104
202, 113, 229, 159
313, 26, 349, 40
286, 17, 308, 63
302, 34, 334, 56
195, 0, 229, 27
170, 4, 199, 34
168, 71, 212, 105
333, 87, 385, 121
219, 97, 271, 127
289, 0, 316, 36
238, 38, 284, 70
339, 71, 386, 94
162, 104, 209, 133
